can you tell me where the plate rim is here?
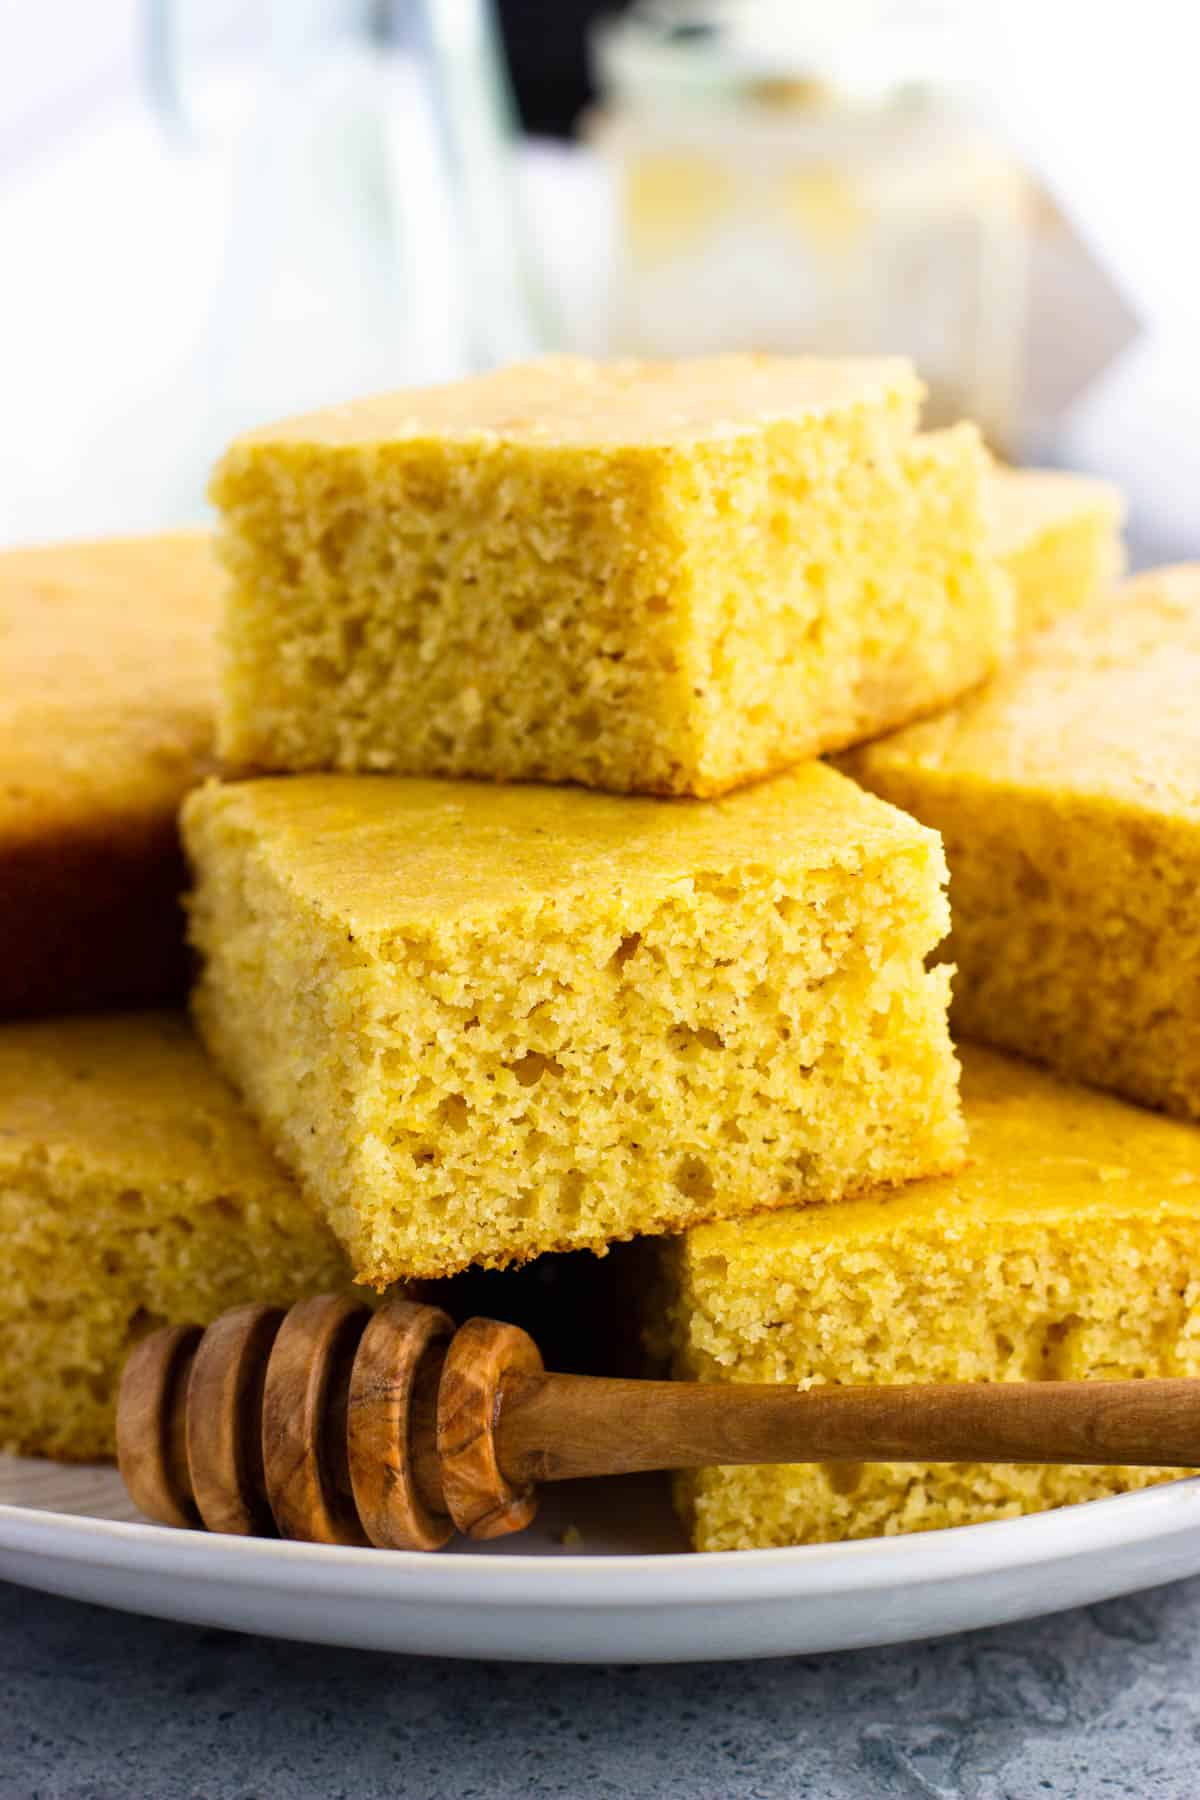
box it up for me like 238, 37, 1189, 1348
4, 1475, 1200, 1609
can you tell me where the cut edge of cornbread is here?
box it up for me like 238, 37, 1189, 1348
0, 1013, 362, 1461
183, 767, 966, 1286
656, 1045, 1200, 1550
211, 355, 1010, 797
987, 465, 1127, 636
841, 565, 1200, 1122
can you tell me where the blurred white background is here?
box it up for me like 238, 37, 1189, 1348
1, 0, 1197, 554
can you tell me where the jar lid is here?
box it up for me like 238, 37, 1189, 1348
592, 0, 975, 109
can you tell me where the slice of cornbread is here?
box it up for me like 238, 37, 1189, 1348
843, 566, 1200, 1121
0, 532, 221, 1018
659, 1046, 1200, 1550
182, 767, 965, 1285
987, 466, 1126, 634
211, 353, 1011, 796
0, 1013, 360, 1461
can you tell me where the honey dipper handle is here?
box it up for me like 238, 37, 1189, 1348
116, 1304, 1200, 1555
493, 1372, 1200, 1485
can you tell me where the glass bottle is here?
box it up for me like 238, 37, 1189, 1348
144, 0, 551, 511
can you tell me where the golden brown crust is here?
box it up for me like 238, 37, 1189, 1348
846, 567, 1200, 1121
0, 810, 192, 1017
0, 530, 223, 1016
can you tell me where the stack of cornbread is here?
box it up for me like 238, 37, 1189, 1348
0, 537, 365, 1460
6, 350, 1197, 1557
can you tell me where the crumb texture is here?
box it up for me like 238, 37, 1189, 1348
662, 1045, 1200, 1548
986, 465, 1126, 634
0, 1013, 357, 1460
212, 353, 1010, 795
843, 566, 1200, 1120
183, 767, 965, 1284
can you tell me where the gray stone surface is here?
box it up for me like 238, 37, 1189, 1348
3, 1577, 1200, 1797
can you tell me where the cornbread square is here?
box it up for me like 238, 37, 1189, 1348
0, 533, 220, 1018
183, 767, 965, 1284
212, 354, 1011, 796
659, 1046, 1200, 1550
0, 1013, 358, 1461
843, 567, 1200, 1120
987, 466, 1126, 634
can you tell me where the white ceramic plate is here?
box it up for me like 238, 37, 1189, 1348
5, 1455, 1200, 1662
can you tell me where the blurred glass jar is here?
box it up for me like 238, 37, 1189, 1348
588, 0, 1031, 450
144, 0, 550, 510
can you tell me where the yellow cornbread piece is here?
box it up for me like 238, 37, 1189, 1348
0, 1013, 358, 1461
182, 767, 965, 1285
0, 532, 221, 1018
988, 466, 1126, 634
212, 354, 1011, 797
661, 1046, 1200, 1550
843, 566, 1200, 1120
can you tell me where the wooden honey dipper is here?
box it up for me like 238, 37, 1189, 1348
117, 1293, 1200, 1551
